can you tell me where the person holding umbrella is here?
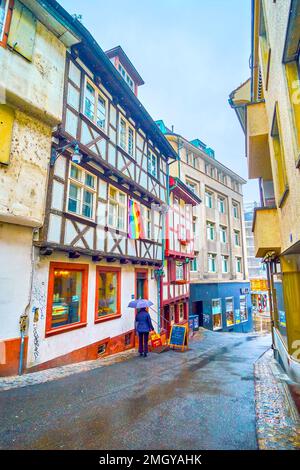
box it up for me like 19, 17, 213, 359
128, 298, 155, 357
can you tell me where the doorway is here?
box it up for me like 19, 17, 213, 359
192, 301, 203, 326
135, 270, 148, 299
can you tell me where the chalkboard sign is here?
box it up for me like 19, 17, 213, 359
169, 324, 188, 350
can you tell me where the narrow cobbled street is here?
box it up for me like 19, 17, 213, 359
0, 331, 271, 450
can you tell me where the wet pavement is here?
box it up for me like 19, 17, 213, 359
0, 330, 272, 450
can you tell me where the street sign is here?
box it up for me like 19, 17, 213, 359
169, 324, 188, 351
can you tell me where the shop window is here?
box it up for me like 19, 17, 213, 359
226, 297, 235, 326
46, 263, 88, 335
67, 163, 96, 219
212, 298, 222, 330
240, 295, 248, 322
95, 267, 121, 322
170, 305, 175, 325
84, 78, 107, 131
271, 103, 289, 206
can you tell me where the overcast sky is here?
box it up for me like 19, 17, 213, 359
60, 0, 259, 203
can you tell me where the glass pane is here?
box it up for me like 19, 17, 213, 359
240, 296, 248, 322
118, 206, 125, 230
67, 83, 80, 111
84, 83, 95, 120
68, 184, 80, 214
70, 164, 82, 181
96, 271, 118, 318
120, 119, 126, 149
51, 269, 82, 328
85, 173, 95, 189
82, 190, 93, 218
128, 128, 134, 156
108, 202, 117, 226
97, 95, 106, 129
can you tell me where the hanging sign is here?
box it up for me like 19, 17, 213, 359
169, 324, 188, 351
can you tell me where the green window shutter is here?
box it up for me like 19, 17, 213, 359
7, 0, 36, 61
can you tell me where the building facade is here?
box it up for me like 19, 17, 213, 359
244, 202, 269, 314
157, 121, 252, 333
161, 176, 201, 335
0, 0, 80, 376
0, 0, 178, 376
230, 0, 300, 381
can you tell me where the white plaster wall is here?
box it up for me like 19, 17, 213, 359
0, 223, 33, 340
27, 253, 158, 368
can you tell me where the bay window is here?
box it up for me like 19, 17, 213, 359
84, 79, 107, 131
46, 262, 88, 335
108, 186, 127, 231
68, 163, 96, 219
95, 268, 121, 321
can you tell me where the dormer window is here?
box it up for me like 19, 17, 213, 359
118, 63, 134, 92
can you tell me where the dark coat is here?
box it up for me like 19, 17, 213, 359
135, 309, 154, 333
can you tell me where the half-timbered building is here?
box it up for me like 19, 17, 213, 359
27, 15, 177, 371
161, 177, 201, 335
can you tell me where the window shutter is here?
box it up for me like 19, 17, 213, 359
7, 0, 36, 61
169, 260, 176, 282
0, 105, 14, 165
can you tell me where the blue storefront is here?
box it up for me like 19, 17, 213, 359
190, 282, 253, 333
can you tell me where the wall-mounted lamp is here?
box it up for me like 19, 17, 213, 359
50, 141, 82, 167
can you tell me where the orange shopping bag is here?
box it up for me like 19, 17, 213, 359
149, 331, 162, 349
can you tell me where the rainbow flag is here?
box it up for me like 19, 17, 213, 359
128, 199, 144, 239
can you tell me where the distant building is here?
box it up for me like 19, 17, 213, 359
157, 120, 253, 333
244, 202, 267, 280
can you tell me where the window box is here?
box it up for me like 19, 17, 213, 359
95, 267, 121, 323
172, 279, 188, 285
46, 262, 88, 336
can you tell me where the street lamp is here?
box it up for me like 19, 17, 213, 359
50, 141, 82, 167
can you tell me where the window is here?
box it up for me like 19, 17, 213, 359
84, 79, 107, 130
218, 197, 225, 214
46, 262, 88, 335
210, 166, 215, 178
176, 262, 184, 280
240, 295, 248, 322
208, 253, 216, 273
236, 257, 242, 273
0, 0, 9, 44
206, 221, 215, 241
220, 226, 227, 244
95, 268, 120, 322
212, 298, 222, 330
186, 179, 197, 194
232, 202, 239, 219
179, 303, 185, 322
148, 149, 158, 178
190, 258, 198, 272
205, 191, 213, 209
118, 63, 134, 92
271, 104, 288, 205
193, 154, 199, 169
234, 230, 241, 246
108, 186, 127, 231
226, 297, 235, 326
68, 163, 96, 219
222, 255, 229, 273
119, 115, 135, 157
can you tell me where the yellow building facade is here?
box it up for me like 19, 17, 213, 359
230, 0, 300, 381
